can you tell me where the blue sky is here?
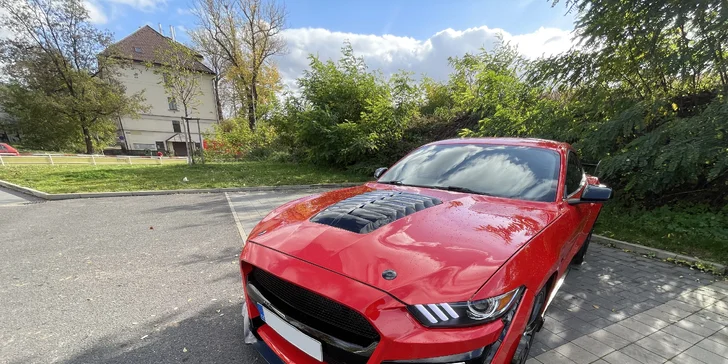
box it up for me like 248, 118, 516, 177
78, 0, 576, 90
96, 0, 574, 42
284, 0, 574, 39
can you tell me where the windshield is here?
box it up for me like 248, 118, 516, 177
378, 143, 561, 202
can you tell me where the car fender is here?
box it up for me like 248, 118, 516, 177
468, 211, 572, 360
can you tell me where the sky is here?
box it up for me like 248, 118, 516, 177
3, 0, 578, 90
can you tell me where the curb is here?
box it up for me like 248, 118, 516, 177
592, 234, 727, 275
0, 179, 361, 201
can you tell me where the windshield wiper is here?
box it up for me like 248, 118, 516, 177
379, 182, 490, 196
378, 180, 404, 185
432, 185, 492, 196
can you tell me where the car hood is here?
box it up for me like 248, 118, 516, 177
247, 183, 559, 305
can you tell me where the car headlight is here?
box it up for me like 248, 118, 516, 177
408, 287, 523, 328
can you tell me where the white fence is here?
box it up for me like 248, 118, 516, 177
0, 153, 188, 166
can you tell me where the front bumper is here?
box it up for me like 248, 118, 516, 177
241, 244, 522, 363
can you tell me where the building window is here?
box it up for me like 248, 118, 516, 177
172, 120, 181, 133
134, 47, 142, 53
132, 143, 157, 150
168, 97, 178, 111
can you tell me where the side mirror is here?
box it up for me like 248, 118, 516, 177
568, 184, 612, 205
374, 167, 388, 179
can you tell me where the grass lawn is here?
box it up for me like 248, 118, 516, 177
0, 162, 370, 193
595, 204, 728, 266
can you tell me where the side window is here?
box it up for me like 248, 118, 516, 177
565, 151, 584, 197
168, 97, 178, 111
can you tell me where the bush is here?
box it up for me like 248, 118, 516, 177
270, 43, 419, 167
204, 118, 281, 161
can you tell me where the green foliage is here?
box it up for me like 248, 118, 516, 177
448, 41, 568, 139
204, 117, 280, 161
271, 43, 420, 166
531, 0, 728, 204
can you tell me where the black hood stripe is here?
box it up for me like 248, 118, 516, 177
310, 190, 442, 234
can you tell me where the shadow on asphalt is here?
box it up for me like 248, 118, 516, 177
177, 246, 243, 267
149, 196, 233, 216
58, 303, 258, 364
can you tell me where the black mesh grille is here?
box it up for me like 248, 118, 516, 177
251, 268, 379, 348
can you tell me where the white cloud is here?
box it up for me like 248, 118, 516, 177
276, 25, 575, 91
84, 1, 108, 24
176, 7, 192, 15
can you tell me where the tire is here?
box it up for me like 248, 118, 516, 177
511, 287, 548, 364
571, 231, 592, 265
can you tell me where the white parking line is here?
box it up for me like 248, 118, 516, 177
225, 192, 248, 245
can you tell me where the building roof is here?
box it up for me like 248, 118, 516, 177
104, 25, 214, 74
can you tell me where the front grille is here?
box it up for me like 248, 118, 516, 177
250, 268, 379, 348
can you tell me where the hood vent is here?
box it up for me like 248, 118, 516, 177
310, 190, 442, 234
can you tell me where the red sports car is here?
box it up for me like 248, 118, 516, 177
0, 143, 20, 156
239, 138, 611, 364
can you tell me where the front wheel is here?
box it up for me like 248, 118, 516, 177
511, 287, 547, 364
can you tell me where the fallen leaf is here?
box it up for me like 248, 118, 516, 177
183, 347, 188, 353
593, 305, 599, 309
149, 226, 154, 230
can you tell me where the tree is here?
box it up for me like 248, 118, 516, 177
0, 0, 146, 153
146, 41, 206, 163
531, 0, 728, 203
189, 28, 227, 121
192, 0, 286, 129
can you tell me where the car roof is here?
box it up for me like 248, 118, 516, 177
427, 137, 570, 151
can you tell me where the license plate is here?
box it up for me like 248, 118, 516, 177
259, 304, 323, 362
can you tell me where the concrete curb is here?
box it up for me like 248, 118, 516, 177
0, 178, 361, 201
592, 234, 727, 275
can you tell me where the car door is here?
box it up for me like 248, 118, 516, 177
560, 151, 592, 264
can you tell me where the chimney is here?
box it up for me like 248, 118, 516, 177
158, 23, 163, 35
170, 25, 176, 41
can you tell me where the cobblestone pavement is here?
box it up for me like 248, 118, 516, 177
227, 190, 728, 364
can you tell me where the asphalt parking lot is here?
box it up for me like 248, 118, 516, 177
1, 192, 258, 364
2, 189, 728, 364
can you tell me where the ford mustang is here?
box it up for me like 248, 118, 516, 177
239, 138, 611, 364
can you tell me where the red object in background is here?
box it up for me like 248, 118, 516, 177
239, 138, 611, 363
0, 143, 20, 156
202, 139, 208, 150
157, 151, 163, 157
